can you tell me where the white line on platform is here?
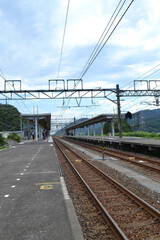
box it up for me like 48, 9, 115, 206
31, 146, 43, 162
16, 178, 20, 181
11, 185, 15, 188
48, 136, 53, 143
20, 173, 24, 175
50, 144, 53, 146
60, 177, 70, 200
4, 195, 9, 198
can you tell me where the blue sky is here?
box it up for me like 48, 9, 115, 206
0, 0, 160, 128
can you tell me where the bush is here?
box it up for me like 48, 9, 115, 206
0, 133, 5, 146
8, 132, 21, 143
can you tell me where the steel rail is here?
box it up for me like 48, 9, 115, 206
104, 150, 160, 173
54, 137, 128, 240
104, 147, 160, 166
65, 138, 160, 173
55, 137, 160, 220
64, 137, 160, 165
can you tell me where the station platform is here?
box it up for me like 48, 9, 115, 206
65, 135, 160, 157
0, 137, 84, 240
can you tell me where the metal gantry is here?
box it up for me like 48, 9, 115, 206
2, 79, 160, 101
51, 115, 74, 133
1, 79, 116, 101
1, 79, 160, 138
120, 80, 160, 98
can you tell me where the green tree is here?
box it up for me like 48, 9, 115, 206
103, 119, 132, 134
0, 104, 20, 131
0, 133, 5, 146
8, 132, 21, 143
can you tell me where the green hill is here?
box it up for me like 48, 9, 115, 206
131, 109, 160, 132
0, 104, 20, 131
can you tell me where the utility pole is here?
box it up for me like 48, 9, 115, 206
20, 115, 22, 131
116, 84, 122, 138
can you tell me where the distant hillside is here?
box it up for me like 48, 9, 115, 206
54, 109, 160, 135
65, 118, 88, 129
0, 104, 20, 131
55, 118, 88, 135
132, 109, 160, 132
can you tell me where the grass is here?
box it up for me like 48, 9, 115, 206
0, 146, 8, 150
115, 131, 160, 139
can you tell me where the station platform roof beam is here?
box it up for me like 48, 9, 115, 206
65, 114, 117, 137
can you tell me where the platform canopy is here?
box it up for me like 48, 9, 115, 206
21, 113, 51, 130
65, 114, 118, 132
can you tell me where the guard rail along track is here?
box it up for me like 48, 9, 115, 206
53, 137, 160, 240
64, 137, 160, 174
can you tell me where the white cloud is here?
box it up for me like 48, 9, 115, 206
0, 0, 160, 119
110, 0, 160, 53
84, 80, 114, 89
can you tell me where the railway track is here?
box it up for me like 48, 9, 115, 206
64, 137, 160, 175
54, 137, 160, 240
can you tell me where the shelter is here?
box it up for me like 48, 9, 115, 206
21, 113, 51, 141
65, 114, 117, 137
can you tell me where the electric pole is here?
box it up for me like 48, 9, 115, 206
116, 84, 122, 138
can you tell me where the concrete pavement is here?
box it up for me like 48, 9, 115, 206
0, 139, 83, 240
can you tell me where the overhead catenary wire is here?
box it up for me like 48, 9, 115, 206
74, 1, 129, 117
6, 82, 32, 114
60, 0, 134, 116
134, 63, 160, 80
56, 0, 71, 117
0, 68, 32, 114
56, 0, 70, 80
79, 63, 160, 119
65, 0, 158, 120
121, 63, 160, 90
104, 62, 160, 115
0, 68, 6, 81
70, 62, 160, 121
79, 0, 135, 80
120, 64, 160, 111
121, 82, 160, 111
79, 0, 127, 80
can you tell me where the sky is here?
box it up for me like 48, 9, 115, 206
0, 0, 160, 130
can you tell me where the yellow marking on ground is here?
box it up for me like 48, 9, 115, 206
75, 159, 82, 163
40, 185, 54, 190
36, 182, 61, 186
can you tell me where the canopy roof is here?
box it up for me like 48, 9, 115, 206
21, 113, 51, 130
65, 114, 117, 131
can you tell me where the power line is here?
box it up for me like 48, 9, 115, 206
0, 69, 32, 114
80, 64, 160, 119
57, 0, 70, 79
121, 63, 160, 90
56, 0, 71, 117
79, 0, 135, 79
6, 82, 32, 113
135, 63, 160, 80
121, 64, 160, 110
121, 82, 160, 111
79, 0, 126, 79
60, 0, 132, 115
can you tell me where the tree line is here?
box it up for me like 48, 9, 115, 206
0, 104, 20, 131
